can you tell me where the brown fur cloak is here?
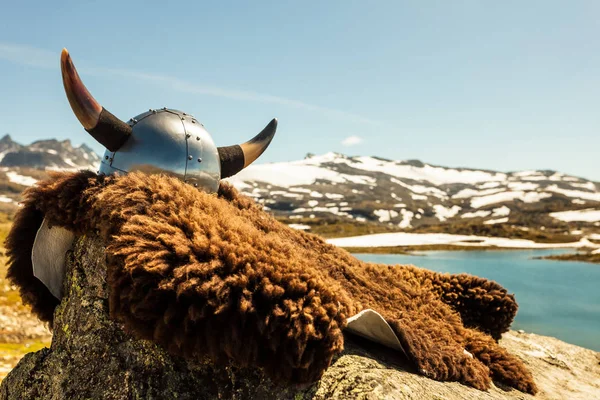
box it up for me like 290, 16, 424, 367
5, 171, 537, 394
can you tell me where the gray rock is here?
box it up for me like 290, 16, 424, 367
1, 235, 599, 399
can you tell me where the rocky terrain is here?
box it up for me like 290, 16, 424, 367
1, 235, 598, 399
0, 224, 51, 380
539, 248, 600, 264
0, 134, 99, 213
225, 153, 600, 235
0, 134, 99, 170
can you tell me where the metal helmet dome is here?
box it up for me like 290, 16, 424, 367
60, 49, 277, 193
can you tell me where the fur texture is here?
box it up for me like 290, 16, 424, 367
5, 171, 537, 394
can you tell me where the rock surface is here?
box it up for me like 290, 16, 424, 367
1, 235, 599, 400
0, 252, 52, 380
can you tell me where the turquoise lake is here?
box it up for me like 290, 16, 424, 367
354, 250, 600, 351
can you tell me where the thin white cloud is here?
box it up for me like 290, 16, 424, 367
0, 42, 384, 126
341, 135, 363, 146
0, 43, 56, 68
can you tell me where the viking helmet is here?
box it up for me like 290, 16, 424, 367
60, 49, 276, 193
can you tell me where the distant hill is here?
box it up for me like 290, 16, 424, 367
224, 152, 600, 240
0, 134, 100, 170
0, 134, 100, 213
0, 141, 598, 241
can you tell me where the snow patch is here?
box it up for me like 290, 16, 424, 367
484, 217, 509, 225
398, 209, 414, 228
492, 206, 511, 217
478, 182, 502, 189
546, 185, 600, 202
569, 182, 596, 191
549, 173, 565, 181
462, 210, 491, 219
6, 171, 37, 186
550, 209, 600, 222
270, 191, 302, 198
512, 170, 543, 177
507, 182, 539, 191
471, 191, 552, 208
390, 178, 448, 199
294, 206, 350, 217
433, 205, 462, 222
452, 188, 504, 199
374, 209, 399, 223
225, 161, 375, 188
62, 158, 77, 167
520, 176, 553, 181
327, 232, 599, 249
302, 152, 347, 165
345, 157, 507, 185
288, 224, 310, 230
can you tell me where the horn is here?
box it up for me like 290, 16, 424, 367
218, 118, 277, 178
61, 48, 132, 152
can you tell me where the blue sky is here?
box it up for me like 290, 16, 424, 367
1, 1, 599, 180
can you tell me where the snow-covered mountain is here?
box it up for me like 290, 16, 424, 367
0, 143, 598, 237
225, 152, 600, 233
0, 135, 100, 211
0, 134, 100, 170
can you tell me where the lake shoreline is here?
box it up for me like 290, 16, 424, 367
356, 250, 600, 351
536, 251, 600, 264
344, 244, 600, 264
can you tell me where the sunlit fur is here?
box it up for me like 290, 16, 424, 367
5, 171, 537, 394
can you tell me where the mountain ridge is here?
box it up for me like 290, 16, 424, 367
310, 152, 597, 181
311, 152, 598, 183
0, 134, 100, 170
0, 140, 597, 242
224, 152, 600, 241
